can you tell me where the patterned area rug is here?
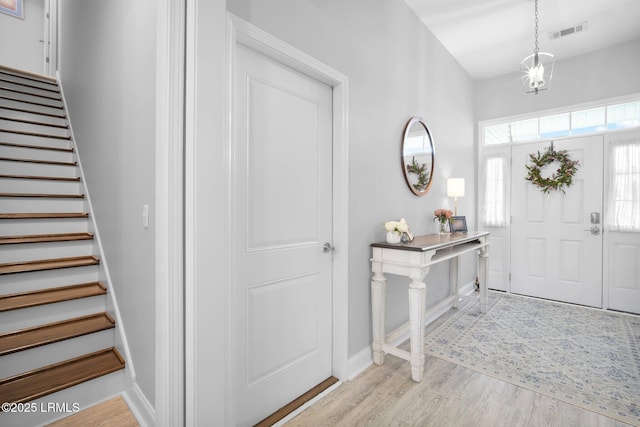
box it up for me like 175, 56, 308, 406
424, 292, 640, 426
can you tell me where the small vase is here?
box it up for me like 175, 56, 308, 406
438, 221, 448, 234
386, 231, 402, 244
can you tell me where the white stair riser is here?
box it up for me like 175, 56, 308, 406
0, 328, 114, 378
0, 99, 65, 118
0, 178, 81, 194
0, 109, 67, 127
0, 145, 74, 163
0, 218, 89, 235
0, 81, 60, 99
0, 120, 69, 139
0, 160, 78, 178
0, 294, 106, 333
0, 265, 99, 294
0, 131, 70, 149
0, 198, 85, 213
0, 241, 95, 263
0, 370, 125, 427
0, 72, 59, 91
0, 89, 63, 109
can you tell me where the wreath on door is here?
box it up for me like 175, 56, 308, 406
525, 147, 580, 194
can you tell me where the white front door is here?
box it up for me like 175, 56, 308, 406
232, 42, 333, 426
511, 136, 604, 307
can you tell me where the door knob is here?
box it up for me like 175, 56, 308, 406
323, 242, 335, 253
584, 225, 600, 235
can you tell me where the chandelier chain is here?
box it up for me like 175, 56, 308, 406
534, 0, 539, 53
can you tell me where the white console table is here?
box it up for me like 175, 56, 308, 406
370, 231, 490, 382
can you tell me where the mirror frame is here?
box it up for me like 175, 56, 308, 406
401, 117, 435, 196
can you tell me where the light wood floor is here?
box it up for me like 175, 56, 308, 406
285, 297, 632, 427
47, 396, 138, 427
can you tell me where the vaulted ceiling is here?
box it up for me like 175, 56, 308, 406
404, 0, 640, 80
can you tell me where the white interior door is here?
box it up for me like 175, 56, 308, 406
232, 42, 333, 426
511, 136, 604, 307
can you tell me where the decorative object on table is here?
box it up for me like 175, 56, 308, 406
520, 0, 554, 95
401, 117, 435, 196
383, 218, 413, 243
447, 178, 465, 215
525, 142, 579, 193
449, 216, 468, 233
0, 0, 23, 19
433, 209, 453, 234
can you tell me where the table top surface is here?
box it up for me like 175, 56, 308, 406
371, 231, 489, 252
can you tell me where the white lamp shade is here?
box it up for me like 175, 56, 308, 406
447, 178, 465, 198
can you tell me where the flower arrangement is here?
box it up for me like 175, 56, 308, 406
433, 209, 453, 234
384, 218, 409, 234
383, 218, 412, 243
433, 209, 453, 224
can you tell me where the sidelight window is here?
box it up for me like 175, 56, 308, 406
609, 139, 640, 232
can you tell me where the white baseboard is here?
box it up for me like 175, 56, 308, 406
346, 282, 474, 381
123, 383, 155, 427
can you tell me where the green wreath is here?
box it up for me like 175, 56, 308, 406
525, 148, 579, 194
406, 157, 429, 191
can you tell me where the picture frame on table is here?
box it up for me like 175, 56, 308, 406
449, 216, 468, 233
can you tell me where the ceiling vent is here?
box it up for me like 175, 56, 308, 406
550, 22, 587, 40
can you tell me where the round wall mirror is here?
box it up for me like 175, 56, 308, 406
401, 117, 435, 196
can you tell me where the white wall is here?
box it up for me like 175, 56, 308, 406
57, 0, 157, 407
0, 0, 44, 73
475, 38, 640, 122
226, 0, 477, 357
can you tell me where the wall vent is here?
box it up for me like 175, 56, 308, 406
550, 21, 587, 40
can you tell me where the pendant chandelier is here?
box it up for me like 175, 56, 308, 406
520, 0, 554, 94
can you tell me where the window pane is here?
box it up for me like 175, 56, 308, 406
540, 113, 570, 138
484, 156, 507, 226
484, 123, 511, 145
607, 101, 640, 130
609, 141, 640, 231
571, 107, 606, 134
511, 118, 538, 142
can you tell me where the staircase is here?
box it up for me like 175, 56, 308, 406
0, 67, 126, 425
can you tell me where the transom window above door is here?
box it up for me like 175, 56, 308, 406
483, 99, 640, 145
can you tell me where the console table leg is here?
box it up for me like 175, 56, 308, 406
478, 243, 489, 313
449, 256, 459, 309
371, 266, 387, 365
408, 274, 426, 382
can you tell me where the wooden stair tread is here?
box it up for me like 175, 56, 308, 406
0, 212, 88, 219
0, 87, 62, 102
0, 95, 64, 111
0, 282, 106, 312
0, 174, 80, 182
0, 66, 58, 85
0, 78, 60, 95
0, 141, 73, 152
0, 348, 125, 405
0, 193, 84, 199
0, 256, 100, 275
0, 126, 68, 140
0, 156, 76, 166
0, 313, 115, 356
0, 232, 93, 245
0, 104, 66, 119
